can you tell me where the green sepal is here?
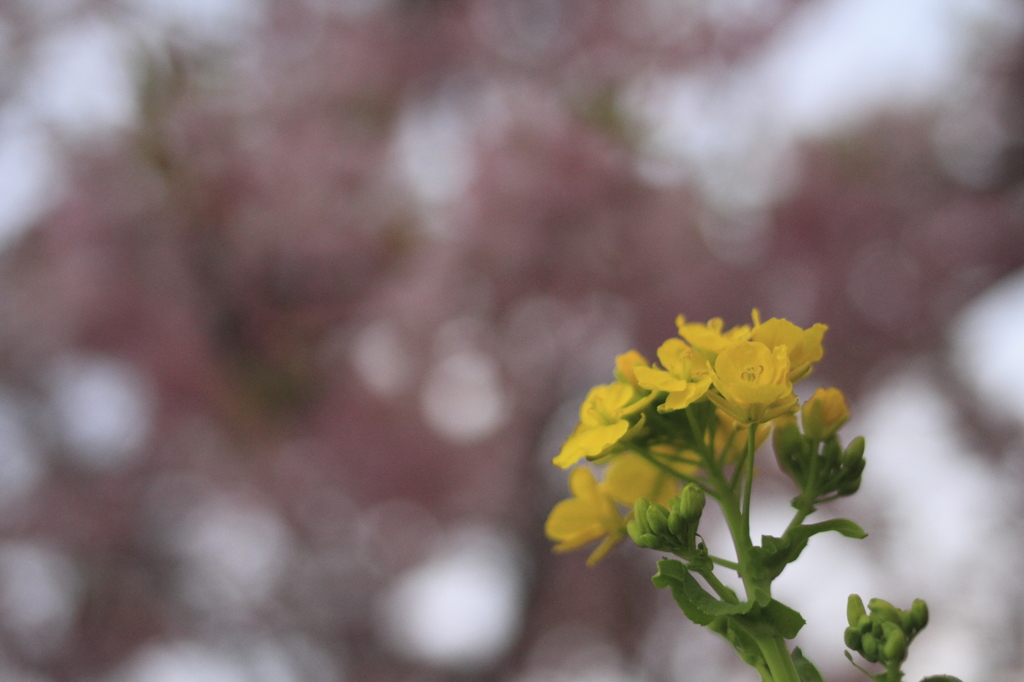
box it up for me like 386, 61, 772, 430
792, 647, 824, 682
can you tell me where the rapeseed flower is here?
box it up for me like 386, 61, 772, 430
553, 381, 649, 468
750, 317, 827, 382
634, 338, 713, 412
545, 467, 627, 566
675, 314, 752, 364
709, 341, 798, 424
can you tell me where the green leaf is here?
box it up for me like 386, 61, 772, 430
652, 559, 714, 625
757, 518, 869, 580
652, 559, 754, 625
755, 599, 806, 639
792, 647, 824, 682
799, 518, 868, 540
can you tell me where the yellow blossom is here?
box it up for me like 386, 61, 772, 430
634, 339, 713, 412
553, 382, 647, 468
709, 342, 798, 424
604, 452, 679, 507
614, 350, 649, 386
545, 467, 626, 566
676, 314, 752, 362
750, 317, 827, 382
801, 387, 849, 440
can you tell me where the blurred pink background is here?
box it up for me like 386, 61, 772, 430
0, 1, 1022, 681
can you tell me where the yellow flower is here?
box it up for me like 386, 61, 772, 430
545, 467, 626, 566
750, 318, 827, 382
634, 339, 713, 412
801, 387, 849, 440
553, 382, 647, 468
614, 350, 649, 386
709, 342, 798, 424
676, 314, 752, 362
603, 452, 679, 507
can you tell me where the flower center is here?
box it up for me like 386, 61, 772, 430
740, 364, 764, 382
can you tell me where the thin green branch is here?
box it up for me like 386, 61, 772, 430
709, 555, 740, 571
634, 449, 714, 495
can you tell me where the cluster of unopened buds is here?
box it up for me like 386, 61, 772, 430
545, 311, 962, 682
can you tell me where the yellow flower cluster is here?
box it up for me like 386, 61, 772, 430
546, 310, 836, 564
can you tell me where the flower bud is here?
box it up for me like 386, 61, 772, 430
802, 388, 849, 440
899, 610, 914, 634
844, 626, 861, 650
626, 520, 645, 545
911, 599, 929, 630
667, 510, 686, 537
615, 350, 649, 386
633, 499, 651, 534
678, 483, 706, 522
841, 436, 865, 466
868, 598, 901, 625
772, 417, 804, 477
847, 594, 867, 627
836, 476, 862, 496
883, 627, 907, 662
860, 632, 878, 663
646, 504, 670, 536
638, 533, 660, 548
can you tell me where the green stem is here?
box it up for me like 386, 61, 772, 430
785, 507, 812, 535
685, 408, 710, 456
697, 569, 740, 604
742, 424, 757, 542
756, 635, 802, 682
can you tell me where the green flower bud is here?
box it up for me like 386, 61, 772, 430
847, 594, 867, 627
872, 621, 883, 639
633, 499, 651, 534
857, 614, 872, 632
626, 520, 645, 545
667, 510, 686, 537
822, 437, 842, 466
646, 504, 670, 536
861, 632, 878, 663
841, 436, 865, 466
836, 475, 862, 496
844, 626, 861, 650
678, 483, 706, 522
773, 418, 804, 477
638, 533, 661, 548
868, 598, 901, 625
883, 627, 907, 662
911, 599, 929, 630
